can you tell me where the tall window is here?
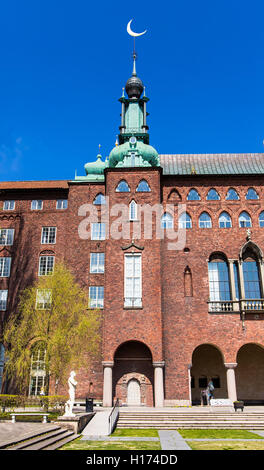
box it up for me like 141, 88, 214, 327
93, 193, 106, 205
56, 199, 68, 209
246, 188, 259, 200
199, 212, 212, 228
136, 180, 151, 192
161, 213, 173, 229
242, 259, 261, 299
90, 253, 105, 273
208, 258, 231, 301
89, 286, 104, 308
3, 200, 15, 210
226, 188, 239, 200
0, 290, 8, 310
38, 256, 54, 276
129, 200, 137, 221
116, 180, 130, 192
29, 343, 46, 396
207, 188, 220, 200
187, 189, 200, 201
124, 253, 142, 307
36, 289, 52, 309
179, 212, 192, 229
0, 258, 11, 277
219, 212, 232, 228
91, 223, 106, 240
0, 229, 14, 246
31, 200, 43, 210
259, 211, 264, 228
0, 343, 5, 392
239, 211, 252, 228
41, 227, 56, 244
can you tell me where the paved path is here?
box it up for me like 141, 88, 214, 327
158, 430, 191, 450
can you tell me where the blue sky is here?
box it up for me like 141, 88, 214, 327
0, 0, 264, 181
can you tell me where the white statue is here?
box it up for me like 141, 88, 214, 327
63, 371, 77, 417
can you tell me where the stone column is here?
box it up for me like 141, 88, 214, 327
188, 364, 192, 406
153, 361, 165, 408
224, 363, 238, 402
102, 361, 114, 407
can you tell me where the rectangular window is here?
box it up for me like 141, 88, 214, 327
91, 223, 106, 240
124, 253, 142, 307
208, 261, 231, 301
89, 286, 104, 308
38, 256, 55, 276
3, 200, 15, 211
31, 200, 43, 210
41, 227, 57, 244
0, 258, 11, 277
0, 290, 8, 310
90, 253, 105, 273
56, 199, 68, 210
36, 289, 52, 309
243, 261, 261, 299
0, 229, 14, 246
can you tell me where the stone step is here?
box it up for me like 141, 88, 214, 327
0, 424, 61, 449
19, 430, 76, 450
8, 428, 72, 450
44, 433, 79, 450
117, 423, 264, 429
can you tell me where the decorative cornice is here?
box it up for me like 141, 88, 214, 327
121, 239, 144, 251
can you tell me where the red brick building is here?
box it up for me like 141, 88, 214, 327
1, 54, 264, 407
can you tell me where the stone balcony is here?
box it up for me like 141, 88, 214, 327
208, 299, 264, 313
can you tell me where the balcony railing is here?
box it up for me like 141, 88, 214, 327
124, 297, 142, 308
208, 299, 264, 313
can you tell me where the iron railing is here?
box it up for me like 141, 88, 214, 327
108, 398, 120, 435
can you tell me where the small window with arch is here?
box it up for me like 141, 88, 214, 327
239, 211, 252, 228
93, 193, 106, 205
116, 180, 130, 192
219, 211, 232, 228
136, 179, 151, 192
206, 188, 220, 200
199, 212, 212, 228
226, 188, 239, 200
161, 212, 173, 229
246, 188, 259, 200
259, 211, 264, 228
187, 188, 201, 201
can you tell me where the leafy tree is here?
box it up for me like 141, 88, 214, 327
3, 262, 101, 394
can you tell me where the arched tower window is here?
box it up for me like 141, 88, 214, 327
93, 193, 106, 205
129, 200, 137, 221
206, 188, 220, 200
136, 180, 151, 192
187, 189, 200, 201
219, 211, 232, 228
199, 212, 212, 228
246, 188, 259, 200
226, 188, 239, 200
116, 180, 130, 192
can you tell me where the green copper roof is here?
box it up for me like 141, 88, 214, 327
160, 153, 264, 176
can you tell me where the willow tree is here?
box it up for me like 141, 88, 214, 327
3, 262, 101, 395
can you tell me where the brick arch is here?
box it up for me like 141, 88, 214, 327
236, 343, 264, 403
114, 340, 153, 361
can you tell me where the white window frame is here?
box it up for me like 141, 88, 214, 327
41, 227, 57, 244
129, 200, 137, 221
89, 286, 104, 308
56, 199, 68, 209
199, 212, 212, 228
91, 223, 106, 240
179, 212, 192, 229
90, 253, 105, 273
36, 289, 52, 309
29, 346, 46, 396
161, 213, 173, 229
0, 229, 14, 246
0, 290, 8, 310
124, 253, 142, 308
31, 200, 43, 210
38, 256, 55, 276
3, 200, 15, 211
0, 258, 11, 277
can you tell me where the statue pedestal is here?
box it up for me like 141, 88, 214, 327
55, 412, 95, 434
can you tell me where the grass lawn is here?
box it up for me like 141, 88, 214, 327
188, 440, 264, 451
111, 428, 159, 437
177, 429, 263, 439
59, 437, 161, 451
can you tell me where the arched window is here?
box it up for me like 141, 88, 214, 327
226, 188, 239, 200
116, 180, 130, 192
199, 212, 212, 228
243, 257, 261, 299
136, 180, 151, 192
239, 211, 252, 228
219, 211, 232, 228
93, 193, 106, 205
246, 188, 259, 200
179, 212, 192, 229
0, 343, 4, 392
208, 255, 231, 301
187, 189, 200, 201
161, 213, 173, 229
259, 211, 264, 228
207, 188, 220, 200
129, 200, 137, 221
29, 342, 46, 396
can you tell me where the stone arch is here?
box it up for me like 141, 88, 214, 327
236, 343, 264, 404
190, 343, 227, 404
113, 341, 154, 406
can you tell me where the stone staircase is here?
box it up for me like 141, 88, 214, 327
0, 424, 78, 450
116, 409, 264, 430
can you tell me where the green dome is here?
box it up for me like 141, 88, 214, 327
84, 154, 106, 175
109, 140, 159, 168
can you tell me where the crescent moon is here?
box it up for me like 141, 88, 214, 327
127, 19, 147, 37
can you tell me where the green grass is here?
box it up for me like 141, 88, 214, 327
111, 428, 159, 437
188, 440, 264, 451
59, 437, 161, 451
178, 429, 263, 439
